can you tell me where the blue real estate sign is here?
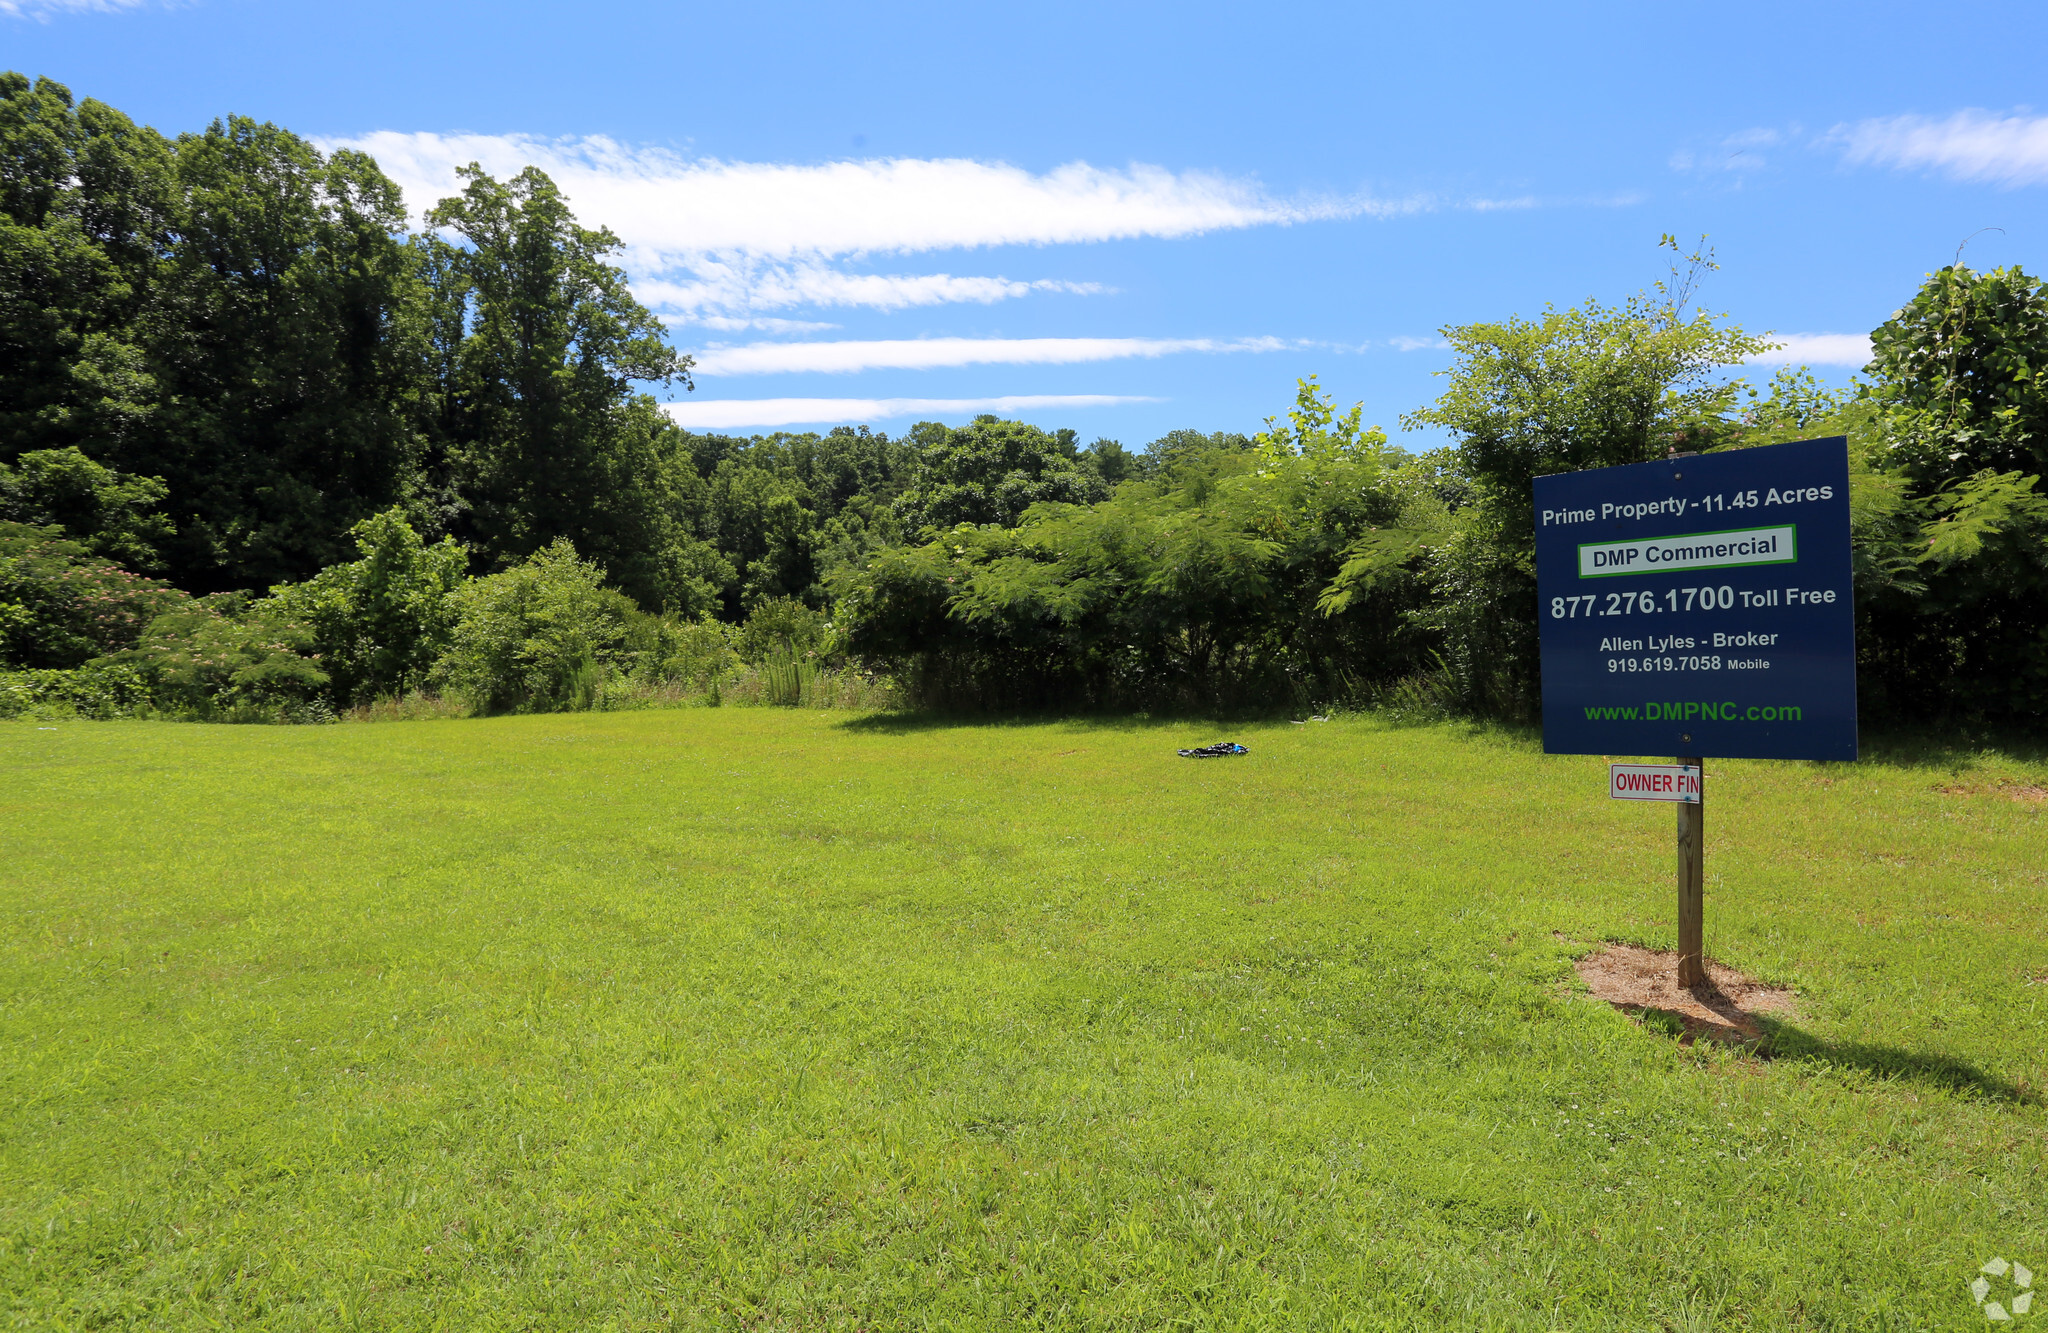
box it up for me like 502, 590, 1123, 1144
1534, 436, 1857, 761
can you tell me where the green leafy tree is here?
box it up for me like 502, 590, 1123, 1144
766, 425, 913, 518
668, 425, 910, 616
1084, 437, 1138, 485
3, 78, 434, 594
1855, 264, 2048, 719
892, 415, 1108, 535
1138, 428, 1253, 481
1736, 365, 1854, 440
0, 74, 173, 468
1400, 240, 1768, 716
423, 166, 693, 608
1253, 375, 1393, 472
0, 445, 173, 569
1407, 244, 1768, 503
1868, 264, 2048, 487
130, 116, 429, 590
699, 460, 818, 614
259, 507, 468, 704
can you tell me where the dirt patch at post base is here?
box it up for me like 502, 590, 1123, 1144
1575, 943, 1797, 1046
1934, 782, 2048, 804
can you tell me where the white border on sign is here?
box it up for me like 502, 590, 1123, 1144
1609, 764, 1702, 802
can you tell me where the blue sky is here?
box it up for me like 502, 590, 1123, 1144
8, 0, 2046, 446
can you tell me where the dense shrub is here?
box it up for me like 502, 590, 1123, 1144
0, 521, 187, 668
0, 661, 152, 718
634, 616, 744, 689
1851, 265, 2048, 723
105, 594, 331, 720
260, 507, 467, 705
837, 382, 1437, 711
435, 540, 643, 713
734, 596, 831, 664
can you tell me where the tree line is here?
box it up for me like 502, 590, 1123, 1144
4, 74, 2045, 726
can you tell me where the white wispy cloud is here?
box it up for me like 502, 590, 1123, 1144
1749, 334, 1872, 368
635, 265, 1106, 316
1724, 128, 1785, 150
1669, 126, 1797, 175
1467, 191, 1642, 210
691, 335, 1289, 377
1833, 110, 2048, 187
1388, 335, 1450, 352
663, 395, 1157, 430
670, 315, 841, 334
336, 132, 1413, 259
1, 0, 144, 15
321, 131, 1421, 316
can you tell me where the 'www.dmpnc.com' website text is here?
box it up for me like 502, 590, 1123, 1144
1583, 702, 1803, 722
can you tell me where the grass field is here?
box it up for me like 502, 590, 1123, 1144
3, 709, 2045, 1330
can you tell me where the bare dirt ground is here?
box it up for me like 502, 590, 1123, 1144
1575, 943, 1798, 1046
1934, 781, 2048, 804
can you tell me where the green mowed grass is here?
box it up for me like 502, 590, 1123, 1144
2, 710, 2043, 1330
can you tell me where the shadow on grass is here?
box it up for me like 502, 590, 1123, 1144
1752, 1019, 2038, 1105
830, 709, 2042, 777
834, 704, 1548, 746
833, 711, 1082, 736
823, 712, 1163, 737
1854, 726, 2048, 772
834, 707, 1289, 736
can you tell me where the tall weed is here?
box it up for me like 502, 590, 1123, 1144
762, 650, 817, 706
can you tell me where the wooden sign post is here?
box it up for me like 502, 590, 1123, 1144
1608, 761, 1706, 986
1676, 756, 1705, 989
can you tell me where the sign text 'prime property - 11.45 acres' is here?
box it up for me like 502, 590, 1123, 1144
1534, 436, 1857, 762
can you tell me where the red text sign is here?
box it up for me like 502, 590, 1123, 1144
1608, 763, 1702, 802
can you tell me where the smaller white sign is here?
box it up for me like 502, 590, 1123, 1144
1578, 525, 1797, 578
1609, 763, 1701, 802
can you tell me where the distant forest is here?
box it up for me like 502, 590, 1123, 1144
5, 73, 2046, 725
